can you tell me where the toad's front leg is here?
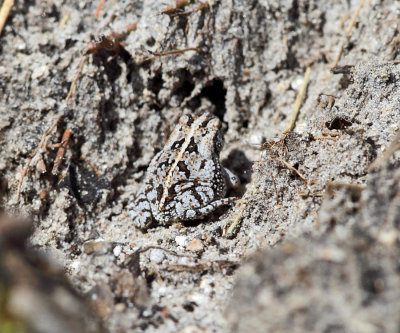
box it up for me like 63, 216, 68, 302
128, 190, 155, 230
183, 197, 238, 220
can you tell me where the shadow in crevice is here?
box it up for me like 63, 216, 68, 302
199, 79, 227, 120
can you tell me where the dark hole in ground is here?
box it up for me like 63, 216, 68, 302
146, 37, 156, 47
200, 79, 227, 120
326, 117, 352, 130
182, 302, 197, 312
148, 72, 164, 96
177, 15, 189, 32
223, 149, 253, 185
361, 267, 385, 294
288, 0, 299, 21
93, 53, 122, 83
173, 69, 195, 103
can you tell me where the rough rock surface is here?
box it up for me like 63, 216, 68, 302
0, 0, 399, 332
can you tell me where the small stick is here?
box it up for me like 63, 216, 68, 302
298, 191, 324, 198
271, 172, 280, 204
80, 155, 101, 177
274, 158, 308, 182
322, 131, 341, 137
138, 245, 196, 259
0, 0, 14, 36
164, 260, 239, 273
223, 185, 258, 237
167, 1, 208, 17
332, 0, 365, 68
52, 128, 72, 175
331, 65, 354, 74
59, 11, 70, 28
142, 47, 200, 62
325, 182, 365, 195
284, 66, 311, 134
64, 55, 88, 103
16, 114, 63, 200
94, 0, 106, 19
84, 23, 137, 56
161, 0, 191, 15
368, 131, 400, 172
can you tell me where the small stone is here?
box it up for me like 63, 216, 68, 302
175, 235, 188, 247
186, 239, 204, 253
249, 132, 264, 147
378, 229, 398, 246
36, 159, 47, 173
115, 303, 127, 312
31, 65, 49, 80
150, 249, 166, 263
179, 326, 204, 333
113, 245, 122, 257
83, 240, 112, 255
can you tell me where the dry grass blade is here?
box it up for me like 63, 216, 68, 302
142, 47, 200, 62
274, 158, 308, 182
94, 0, 106, 19
332, 0, 365, 67
0, 0, 14, 36
284, 66, 311, 134
16, 114, 63, 201
223, 185, 258, 237
64, 55, 88, 103
165, 260, 239, 273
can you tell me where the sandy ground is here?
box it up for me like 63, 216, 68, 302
0, 0, 400, 332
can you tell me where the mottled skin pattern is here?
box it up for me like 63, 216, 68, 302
129, 113, 240, 230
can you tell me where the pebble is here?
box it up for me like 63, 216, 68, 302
150, 249, 166, 264
186, 239, 204, 253
113, 245, 122, 257
378, 229, 398, 247
175, 235, 188, 247
83, 240, 112, 255
249, 132, 264, 147
31, 65, 49, 80
115, 303, 127, 312
179, 326, 204, 333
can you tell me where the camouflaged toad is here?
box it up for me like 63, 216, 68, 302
129, 113, 239, 229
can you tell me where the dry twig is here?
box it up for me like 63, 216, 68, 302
223, 183, 258, 237
52, 128, 72, 175
138, 245, 196, 259
332, 0, 365, 67
165, 1, 208, 17
16, 114, 63, 200
284, 66, 311, 134
273, 158, 308, 182
161, 0, 191, 15
142, 47, 201, 62
59, 11, 70, 28
64, 55, 88, 103
164, 260, 239, 273
94, 0, 106, 19
80, 155, 101, 177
